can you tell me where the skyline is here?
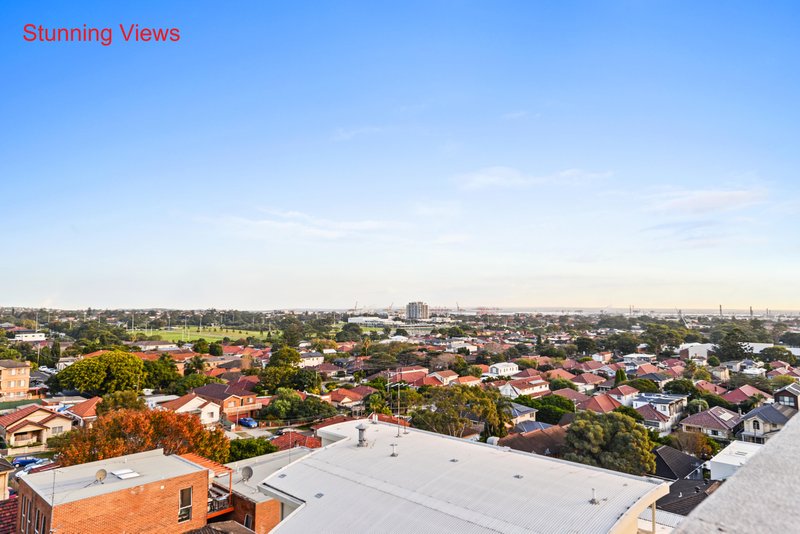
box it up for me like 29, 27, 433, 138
2, 2, 799, 309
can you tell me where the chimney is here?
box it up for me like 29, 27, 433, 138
356, 423, 368, 447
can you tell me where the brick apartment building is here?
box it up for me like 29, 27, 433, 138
15, 449, 235, 534
0, 360, 31, 402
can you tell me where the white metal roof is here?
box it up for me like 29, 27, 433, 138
264, 420, 668, 533
22, 449, 204, 505
708, 441, 763, 467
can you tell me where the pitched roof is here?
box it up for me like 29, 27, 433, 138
513, 421, 552, 433
775, 382, 800, 397
694, 380, 727, 396
161, 392, 214, 411
721, 385, 772, 404
680, 406, 742, 432
636, 403, 669, 423
656, 479, 721, 516
571, 373, 605, 385
607, 385, 639, 397
0, 404, 52, 428
68, 396, 102, 419
0, 359, 30, 369
742, 404, 797, 425
512, 369, 542, 378
271, 431, 322, 451
498, 425, 568, 456
508, 402, 538, 418
550, 388, 590, 403
577, 394, 621, 413
545, 369, 576, 381
653, 445, 702, 481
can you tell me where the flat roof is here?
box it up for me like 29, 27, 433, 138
22, 449, 205, 505
264, 420, 668, 533
708, 441, 762, 467
225, 448, 314, 503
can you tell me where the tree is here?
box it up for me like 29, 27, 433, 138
269, 346, 301, 367
575, 337, 596, 355
52, 350, 145, 395
687, 399, 709, 414
772, 375, 797, 389
622, 378, 659, 393
394, 328, 409, 337
613, 405, 643, 421
548, 377, 577, 391
671, 430, 720, 459
564, 411, 656, 475
515, 394, 575, 425
336, 323, 363, 342
185, 355, 207, 375
760, 346, 797, 366
713, 329, 753, 361
95, 390, 147, 415
229, 437, 278, 462
208, 342, 223, 357
143, 354, 181, 390
192, 339, 210, 354
53, 409, 230, 465
169, 373, 224, 395
411, 386, 509, 440
707, 355, 721, 367
663, 379, 698, 396
614, 368, 628, 385
692, 367, 712, 382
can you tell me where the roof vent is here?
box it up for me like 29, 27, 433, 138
513, 474, 524, 479
589, 488, 599, 505
315, 493, 324, 499
449, 458, 459, 463
356, 423, 368, 448
241, 466, 253, 483
390, 443, 398, 457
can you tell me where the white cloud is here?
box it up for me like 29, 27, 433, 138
650, 188, 767, 213
455, 167, 611, 190
212, 210, 401, 241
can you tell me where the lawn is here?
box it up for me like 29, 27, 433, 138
131, 327, 276, 343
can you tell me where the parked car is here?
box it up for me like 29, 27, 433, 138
15, 459, 52, 479
238, 417, 258, 428
12, 456, 40, 468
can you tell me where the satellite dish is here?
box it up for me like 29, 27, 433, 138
95, 469, 107, 483
241, 466, 253, 483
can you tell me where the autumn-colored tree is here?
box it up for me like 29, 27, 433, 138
671, 430, 720, 459
54, 409, 230, 466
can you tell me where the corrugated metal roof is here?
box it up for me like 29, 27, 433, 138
265, 420, 668, 533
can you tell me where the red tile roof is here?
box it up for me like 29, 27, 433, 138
68, 396, 102, 419
577, 394, 621, 413
571, 373, 605, 385
0, 497, 18, 534
607, 385, 639, 397
545, 369, 576, 381
271, 432, 322, 451
0, 404, 52, 428
695, 380, 727, 396
722, 385, 772, 404
636, 403, 669, 422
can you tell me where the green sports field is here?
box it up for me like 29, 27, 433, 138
130, 327, 277, 343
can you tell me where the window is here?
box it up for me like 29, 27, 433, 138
178, 487, 193, 522
752, 420, 761, 431
244, 514, 253, 529
52, 426, 64, 435
34, 509, 40, 534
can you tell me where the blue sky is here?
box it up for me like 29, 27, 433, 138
2, 1, 799, 310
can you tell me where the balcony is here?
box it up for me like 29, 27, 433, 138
179, 453, 235, 519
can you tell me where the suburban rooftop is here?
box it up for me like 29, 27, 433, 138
22, 449, 206, 505
261, 419, 669, 533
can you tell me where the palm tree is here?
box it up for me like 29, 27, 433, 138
186, 355, 207, 375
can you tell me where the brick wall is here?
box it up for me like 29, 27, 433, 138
17, 470, 208, 534
226, 492, 281, 534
